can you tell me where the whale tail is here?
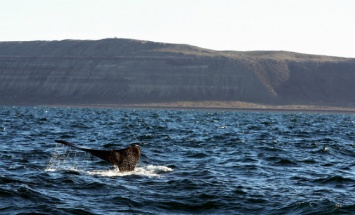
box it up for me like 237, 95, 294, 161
54, 140, 141, 172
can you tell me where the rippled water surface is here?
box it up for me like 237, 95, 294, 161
1, 106, 354, 214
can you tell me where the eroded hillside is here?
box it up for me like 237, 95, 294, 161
0, 39, 354, 107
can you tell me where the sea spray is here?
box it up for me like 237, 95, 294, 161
46, 142, 173, 177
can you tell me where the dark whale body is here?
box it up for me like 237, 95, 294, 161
55, 140, 141, 172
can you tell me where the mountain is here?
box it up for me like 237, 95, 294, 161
0, 38, 354, 108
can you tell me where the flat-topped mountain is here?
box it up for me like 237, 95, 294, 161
0, 38, 354, 107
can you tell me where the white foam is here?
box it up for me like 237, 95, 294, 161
87, 165, 173, 177
45, 165, 173, 178
45, 166, 82, 173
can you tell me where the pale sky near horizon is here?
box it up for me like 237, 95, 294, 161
1, 0, 354, 58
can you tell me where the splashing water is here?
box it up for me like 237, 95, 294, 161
45, 143, 173, 177
87, 165, 173, 177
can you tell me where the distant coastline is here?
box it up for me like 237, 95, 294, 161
1, 39, 355, 110
30, 101, 355, 114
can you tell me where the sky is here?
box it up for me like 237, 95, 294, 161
1, 0, 354, 58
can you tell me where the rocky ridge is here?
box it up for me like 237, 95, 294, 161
0, 38, 354, 108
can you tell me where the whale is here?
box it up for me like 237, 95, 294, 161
55, 140, 141, 172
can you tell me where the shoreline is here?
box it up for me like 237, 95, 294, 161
11, 101, 354, 114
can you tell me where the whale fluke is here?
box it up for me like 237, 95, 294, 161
55, 140, 141, 172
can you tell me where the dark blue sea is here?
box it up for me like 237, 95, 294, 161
1, 106, 354, 214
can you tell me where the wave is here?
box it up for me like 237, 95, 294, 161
313, 175, 355, 184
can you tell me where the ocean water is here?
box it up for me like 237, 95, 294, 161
0, 106, 354, 214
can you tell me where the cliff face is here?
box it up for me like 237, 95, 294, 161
0, 39, 354, 107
